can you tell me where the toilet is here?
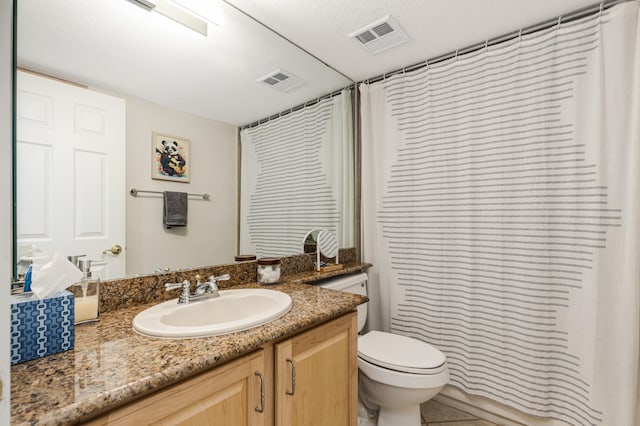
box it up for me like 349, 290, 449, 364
317, 272, 449, 426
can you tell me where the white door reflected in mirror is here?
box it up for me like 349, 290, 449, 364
16, 71, 126, 280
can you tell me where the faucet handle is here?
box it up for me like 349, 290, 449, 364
209, 274, 230, 283
165, 280, 190, 291
165, 280, 191, 304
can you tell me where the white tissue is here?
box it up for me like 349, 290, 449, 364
30, 252, 84, 299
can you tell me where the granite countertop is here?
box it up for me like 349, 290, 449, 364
11, 265, 370, 425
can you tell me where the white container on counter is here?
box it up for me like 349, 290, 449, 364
257, 257, 281, 285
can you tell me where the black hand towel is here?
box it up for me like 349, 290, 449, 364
163, 191, 188, 228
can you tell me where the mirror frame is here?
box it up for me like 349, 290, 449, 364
11, 0, 17, 282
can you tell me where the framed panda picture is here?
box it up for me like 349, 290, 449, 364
152, 132, 191, 183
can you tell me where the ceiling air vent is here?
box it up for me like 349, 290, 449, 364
257, 69, 303, 93
348, 15, 409, 54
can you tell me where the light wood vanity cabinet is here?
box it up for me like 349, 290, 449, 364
275, 313, 358, 426
86, 350, 267, 426
86, 312, 357, 426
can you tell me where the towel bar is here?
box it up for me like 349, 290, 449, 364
129, 188, 211, 201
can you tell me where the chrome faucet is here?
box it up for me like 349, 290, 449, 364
195, 275, 217, 297
165, 274, 230, 305
195, 274, 230, 297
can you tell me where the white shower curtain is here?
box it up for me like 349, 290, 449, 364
240, 90, 353, 258
361, 2, 640, 425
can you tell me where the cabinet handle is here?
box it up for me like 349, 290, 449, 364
285, 358, 296, 396
254, 371, 265, 413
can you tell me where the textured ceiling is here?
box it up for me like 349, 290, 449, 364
230, 0, 598, 81
18, 0, 597, 126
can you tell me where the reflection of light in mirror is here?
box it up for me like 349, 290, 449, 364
154, 0, 209, 36
174, 0, 224, 27
126, 0, 224, 36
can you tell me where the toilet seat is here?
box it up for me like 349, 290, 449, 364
358, 331, 446, 374
358, 356, 449, 389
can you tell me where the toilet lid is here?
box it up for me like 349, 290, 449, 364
358, 331, 446, 374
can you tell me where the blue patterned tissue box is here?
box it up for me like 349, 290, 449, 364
10, 290, 74, 365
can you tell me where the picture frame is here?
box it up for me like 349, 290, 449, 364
152, 132, 191, 183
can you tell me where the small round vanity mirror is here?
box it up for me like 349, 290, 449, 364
302, 230, 320, 254
317, 230, 338, 259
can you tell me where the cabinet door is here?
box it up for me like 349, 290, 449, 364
275, 312, 358, 426
87, 350, 267, 426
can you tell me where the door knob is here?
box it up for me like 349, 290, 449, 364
103, 245, 122, 255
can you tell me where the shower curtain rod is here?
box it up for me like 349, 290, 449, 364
362, 0, 633, 85
240, 85, 354, 130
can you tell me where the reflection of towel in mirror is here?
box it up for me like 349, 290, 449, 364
163, 191, 188, 228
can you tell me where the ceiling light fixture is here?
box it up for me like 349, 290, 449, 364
126, 0, 223, 36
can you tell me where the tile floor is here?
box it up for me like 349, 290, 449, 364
420, 400, 498, 426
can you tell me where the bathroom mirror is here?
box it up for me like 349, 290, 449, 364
13, 0, 354, 281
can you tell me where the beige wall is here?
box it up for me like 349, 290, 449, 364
124, 95, 237, 276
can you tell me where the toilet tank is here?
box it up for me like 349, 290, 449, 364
315, 272, 368, 333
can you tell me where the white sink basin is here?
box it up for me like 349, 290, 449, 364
133, 288, 292, 338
